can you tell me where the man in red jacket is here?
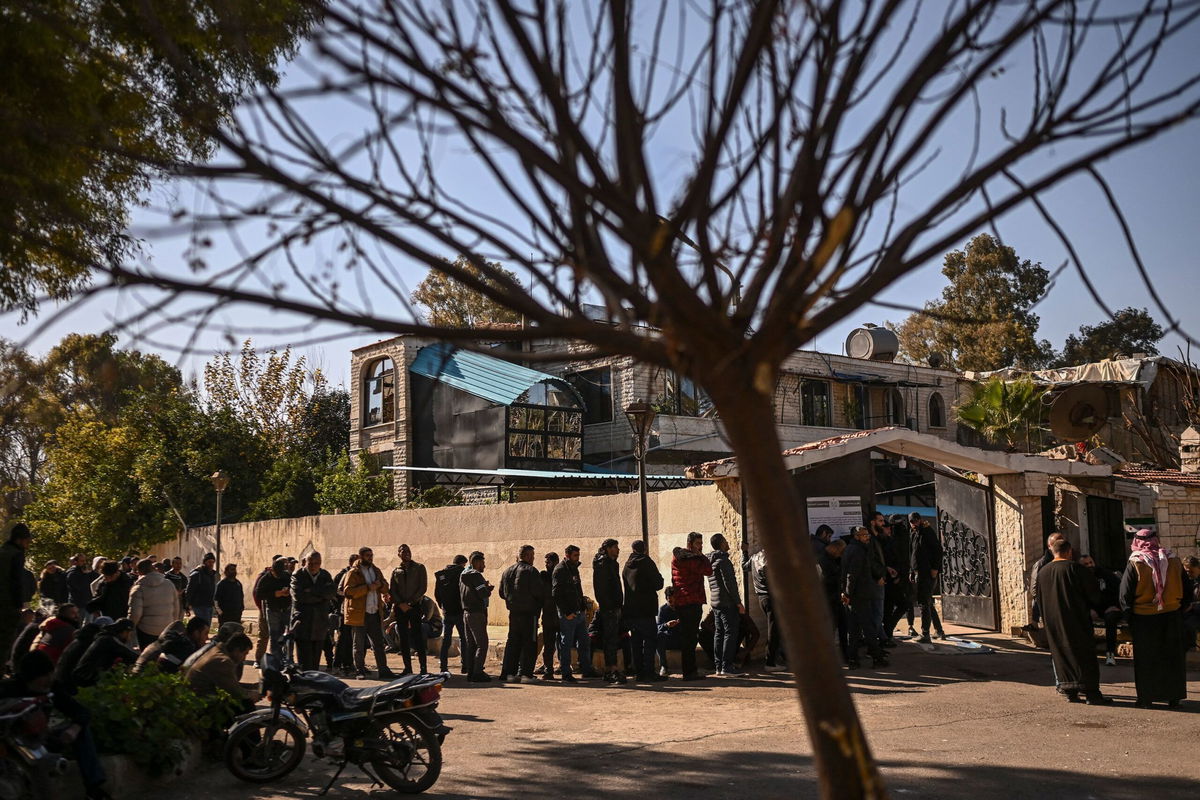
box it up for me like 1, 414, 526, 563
671, 532, 713, 680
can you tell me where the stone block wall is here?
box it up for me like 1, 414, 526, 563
992, 473, 1045, 634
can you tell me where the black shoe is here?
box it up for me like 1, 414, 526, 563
540, 671, 555, 681
918, 634, 932, 644
468, 673, 492, 683
615, 672, 627, 684
681, 672, 704, 681
378, 668, 398, 680
1065, 691, 1083, 704
1084, 694, 1113, 706
581, 671, 602, 680
439, 663, 449, 673
400, 667, 414, 675
561, 674, 578, 683
1167, 699, 1181, 708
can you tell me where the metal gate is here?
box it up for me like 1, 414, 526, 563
934, 473, 997, 630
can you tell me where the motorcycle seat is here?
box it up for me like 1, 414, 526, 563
338, 675, 425, 709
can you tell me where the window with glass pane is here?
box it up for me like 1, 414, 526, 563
567, 367, 613, 424
928, 392, 946, 428
885, 388, 906, 425
363, 358, 395, 426
799, 380, 831, 426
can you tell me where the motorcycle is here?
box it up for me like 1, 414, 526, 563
223, 643, 451, 795
0, 695, 68, 799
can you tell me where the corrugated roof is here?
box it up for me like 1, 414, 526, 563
387, 465, 697, 481
409, 342, 567, 406
1115, 463, 1200, 488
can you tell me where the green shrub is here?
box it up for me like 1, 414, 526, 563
77, 666, 242, 776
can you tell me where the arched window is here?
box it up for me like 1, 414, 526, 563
928, 392, 946, 428
884, 388, 906, 426
364, 357, 395, 426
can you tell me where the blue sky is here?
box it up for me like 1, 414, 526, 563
2, 4, 1198, 389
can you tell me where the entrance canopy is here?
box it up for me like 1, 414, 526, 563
687, 426, 1112, 480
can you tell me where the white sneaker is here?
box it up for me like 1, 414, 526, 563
715, 667, 725, 676
1105, 653, 1116, 666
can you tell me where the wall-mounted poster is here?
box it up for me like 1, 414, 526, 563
806, 496, 864, 539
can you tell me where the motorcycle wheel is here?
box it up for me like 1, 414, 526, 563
223, 717, 307, 783
370, 719, 442, 794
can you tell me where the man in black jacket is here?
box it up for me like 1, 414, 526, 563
623, 540, 665, 682
214, 563, 244, 627
537, 552, 560, 679
65, 555, 95, 612
185, 553, 218, 626
434, 555, 467, 673
592, 539, 624, 684
909, 513, 945, 642
459, 551, 494, 682
884, 515, 917, 640
817, 539, 849, 663
750, 548, 784, 668
707, 533, 745, 676
257, 558, 293, 664
552, 545, 595, 683
86, 562, 133, 624
843, 526, 888, 669
498, 545, 545, 682
292, 552, 337, 671
0, 524, 32, 670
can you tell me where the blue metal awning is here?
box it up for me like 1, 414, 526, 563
386, 465, 705, 489
409, 342, 571, 406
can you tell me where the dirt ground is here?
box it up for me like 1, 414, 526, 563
142, 627, 1199, 799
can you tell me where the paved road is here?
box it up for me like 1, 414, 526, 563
143, 629, 1199, 799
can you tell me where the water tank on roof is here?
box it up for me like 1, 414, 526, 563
845, 324, 899, 361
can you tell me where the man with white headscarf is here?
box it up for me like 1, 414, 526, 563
1120, 529, 1187, 707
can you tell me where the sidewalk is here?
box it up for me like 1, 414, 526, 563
146, 625, 1199, 799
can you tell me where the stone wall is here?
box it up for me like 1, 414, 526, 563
992, 474, 1046, 635
1152, 485, 1200, 555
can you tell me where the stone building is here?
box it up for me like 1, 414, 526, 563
350, 327, 962, 503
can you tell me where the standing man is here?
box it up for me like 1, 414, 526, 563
185, 553, 218, 627
1078, 554, 1123, 666
707, 533, 745, 677
332, 554, 359, 675
291, 551, 336, 671
537, 552, 560, 680
1120, 529, 1187, 707
749, 548, 783, 669
592, 539, 624, 684
867, 512, 891, 645
388, 544, 429, 675
459, 551, 494, 682
498, 545, 544, 682
909, 513, 946, 642
818, 539, 850, 663
671, 532, 713, 681
842, 527, 888, 669
214, 563, 244, 627
86, 562, 133, 624
0, 524, 32, 669
884, 514, 916, 641
811, 525, 834, 559
622, 540, 665, 682
433, 555, 467, 674
65, 555, 95, 615
129, 558, 180, 649
1038, 537, 1112, 704
343, 547, 395, 681
256, 558, 293, 665
165, 556, 188, 619
250, 556, 281, 668
553, 545, 594, 683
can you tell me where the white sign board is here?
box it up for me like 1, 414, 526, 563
806, 496, 864, 539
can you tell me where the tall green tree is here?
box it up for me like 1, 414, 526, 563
315, 453, 392, 515
956, 377, 1049, 451
411, 257, 523, 328
0, 0, 319, 315
1055, 307, 1164, 366
895, 234, 1054, 371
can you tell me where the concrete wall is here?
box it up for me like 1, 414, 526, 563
173, 484, 741, 609
991, 474, 1047, 635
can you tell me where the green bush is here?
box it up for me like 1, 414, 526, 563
77, 666, 242, 776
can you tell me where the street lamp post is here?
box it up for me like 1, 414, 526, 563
624, 399, 657, 551
210, 470, 230, 572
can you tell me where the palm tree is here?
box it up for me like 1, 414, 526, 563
956, 377, 1048, 451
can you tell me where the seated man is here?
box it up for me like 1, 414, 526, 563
185, 632, 258, 713
33, 603, 81, 664
182, 620, 245, 675
0, 650, 108, 799
72, 619, 138, 689
1078, 555, 1122, 666
656, 586, 682, 677
133, 617, 210, 675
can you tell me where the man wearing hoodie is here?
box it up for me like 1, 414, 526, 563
65, 555, 95, 612
537, 552, 560, 679
671, 532, 713, 680
498, 545, 545, 682
185, 553, 219, 626
552, 545, 596, 683
129, 558, 181, 648
623, 540, 665, 682
707, 534, 746, 676
433, 555, 467, 673
592, 539, 624, 684
459, 551, 494, 682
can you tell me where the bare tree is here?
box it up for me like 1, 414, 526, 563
66, 1, 1200, 796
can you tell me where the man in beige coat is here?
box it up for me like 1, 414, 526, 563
129, 558, 180, 648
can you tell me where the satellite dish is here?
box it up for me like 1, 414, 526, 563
927, 352, 945, 369
1049, 385, 1111, 441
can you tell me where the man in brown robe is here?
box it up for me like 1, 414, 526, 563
1036, 537, 1112, 705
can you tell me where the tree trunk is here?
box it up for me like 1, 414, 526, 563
708, 381, 887, 799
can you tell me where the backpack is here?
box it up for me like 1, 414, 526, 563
434, 568, 461, 611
